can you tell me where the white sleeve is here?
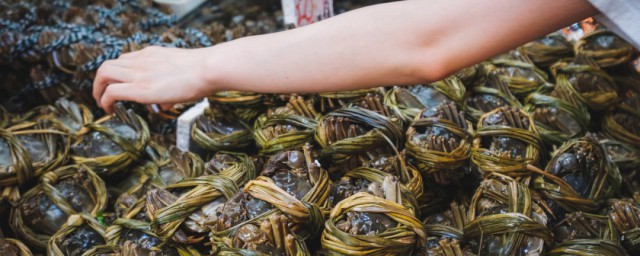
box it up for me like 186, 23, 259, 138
587, 0, 640, 48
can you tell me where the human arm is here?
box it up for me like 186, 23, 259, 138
93, 0, 598, 113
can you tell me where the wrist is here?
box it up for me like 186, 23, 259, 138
200, 45, 229, 94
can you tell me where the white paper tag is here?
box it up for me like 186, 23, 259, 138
282, 0, 334, 27
176, 98, 209, 152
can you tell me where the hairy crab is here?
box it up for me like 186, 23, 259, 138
533, 135, 621, 216
464, 174, 551, 255
422, 201, 467, 256
71, 103, 150, 177
212, 146, 330, 240
524, 80, 590, 146
0, 120, 69, 203
471, 106, 543, 177
465, 71, 522, 123
406, 101, 473, 185
321, 189, 426, 255
384, 77, 466, 124
521, 33, 574, 67
574, 30, 636, 68
10, 165, 107, 249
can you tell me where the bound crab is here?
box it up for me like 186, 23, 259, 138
0, 120, 69, 203
191, 106, 253, 152
10, 165, 107, 249
550, 210, 623, 255
254, 96, 318, 155
210, 145, 331, 242
524, 79, 590, 146
321, 184, 426, 255
551, 59, 618, 111
532, 135, 621, 216
521, 32, 574, 67
487, 58, 550, 97
471, 106, 543, 177
47, 214, 107, 256
317, 87, 384, 114
315, 106, 404, 168
597, 138, 640, 201
110, 145, 205, 217
330, 167, 419, 214
608, 199, 640, 254
385, 76, 466, 124
465, 71, 522, 123
71, 103, 150, 177
145, 151, 256, 244
575, 30, 636, 68
0, 237, 32, 256
464, 173, 551, 255
421, 201, 467, 256
41, 98, 94, 135
406, 101, 473, 185
212, 212, 309, 255
208, 91, 264, 122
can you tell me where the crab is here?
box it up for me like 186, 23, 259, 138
214, 148, 320, 232
553, 211, 616, 243
422, 201, 466, 255
333, 176, 403, 236
227, 213, 302, 255
407, 101, 472, 185
465, 176, 550, 256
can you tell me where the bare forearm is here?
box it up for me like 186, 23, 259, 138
205, 0, 597, 94
93, 0, 598, 112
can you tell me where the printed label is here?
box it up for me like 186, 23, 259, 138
282, 0, 333, 27
176, 98, 209, 152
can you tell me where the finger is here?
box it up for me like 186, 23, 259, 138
93, 61, 134, 107
100, 83, 139, 114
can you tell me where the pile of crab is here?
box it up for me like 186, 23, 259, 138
2, 1, 640, 255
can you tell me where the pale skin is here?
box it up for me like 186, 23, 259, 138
93, 0, 599, 113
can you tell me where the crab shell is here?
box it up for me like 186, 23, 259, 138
465, 72, 522, 123
322, 192, 426, 255
523, 81, 590, 146
384, 76, 466, 124
406, 102, 473, 185
574, 30, 636, 68
489, 59, 550, 97
71, 104, 150, 177
464, 174, 551, 256
47, 214, 107, 256
551, 61, 618, 111
471, 106, 543, 177
317, 88, 382, 114
253, 113, 317, 156
533, 136, 621, 214
521, 33, 574, 67
212, 213, 309, 256
10, 165, 107, 249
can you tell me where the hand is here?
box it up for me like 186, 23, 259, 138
93, 46, 213, 113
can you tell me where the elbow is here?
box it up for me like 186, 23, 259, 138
410, 49, 453, 83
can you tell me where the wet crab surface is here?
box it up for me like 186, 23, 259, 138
72, 120, 138, 158
21, 173, 97, 235
480, 108, 530, 159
